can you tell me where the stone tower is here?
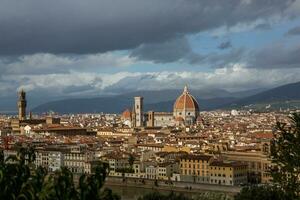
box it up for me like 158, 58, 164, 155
18, 89, 27, 120
147, 111, 155, 127
134, 96, 143, 127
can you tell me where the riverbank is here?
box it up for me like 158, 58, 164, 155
105, 177, 240, 199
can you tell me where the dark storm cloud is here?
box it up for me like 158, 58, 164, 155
218, 41, 232, 50
0, 0, 295, 55
285, 26, 300, 35
250, 44, 300, 68
131, 35, 245, 66
130, 36, 203, 64
204, 48, 245, 67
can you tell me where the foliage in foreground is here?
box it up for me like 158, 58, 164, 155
234, 185, 285, 200
235, 113, 300, 200
0, 147, 119, 200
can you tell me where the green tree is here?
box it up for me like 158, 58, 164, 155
270, 112, 300, 199
128, 154, 135, 168
234, 185, 284, 200
0, 147, 119, 200
235, 113, 300, 200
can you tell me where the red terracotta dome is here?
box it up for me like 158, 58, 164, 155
122, 109, 131, 119
173, 86, 199, 111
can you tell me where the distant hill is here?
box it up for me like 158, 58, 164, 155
0, 87, 265, 113
32, 82, 300, 114
32, 87, 252, 114
32, 95, 238, 114
144, 97, 238, 112
222, 81, 300, 110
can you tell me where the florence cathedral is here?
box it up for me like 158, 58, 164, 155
121, 86, 201, 128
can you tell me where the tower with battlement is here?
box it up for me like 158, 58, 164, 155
18, 89, 27, 120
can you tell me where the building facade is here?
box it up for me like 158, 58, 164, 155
209, 161, 248, 186
180, 154, 213, 183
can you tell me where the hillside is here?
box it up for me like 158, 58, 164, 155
32, 81, 300, 114
32, 96, 238, 114
223, 81, 300, 110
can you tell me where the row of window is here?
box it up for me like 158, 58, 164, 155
181, 160, 208, 163
181, 163, 206, 169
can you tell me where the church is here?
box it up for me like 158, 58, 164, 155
121, 86, 200, 128
10, 90, 61, 134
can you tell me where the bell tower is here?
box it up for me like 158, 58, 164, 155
134, 96, 143, 127
18, 89, 27, 120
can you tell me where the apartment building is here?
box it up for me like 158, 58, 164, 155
209, 161, 248, 186
63, 145, 95, 174
180, 154, 213, 183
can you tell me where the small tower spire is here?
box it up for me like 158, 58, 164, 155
183, 85, 189, 93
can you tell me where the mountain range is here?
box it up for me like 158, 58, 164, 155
30, 81, 300, 114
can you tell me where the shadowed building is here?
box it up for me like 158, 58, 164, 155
18, 90, 27, 120
11, 90, 61, 134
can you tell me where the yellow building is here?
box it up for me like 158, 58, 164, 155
209, 161, 248, 186
222, 150, 272, 184
180, 154, 213, 183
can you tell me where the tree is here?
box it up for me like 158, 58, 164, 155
0, 147, 119, 200
128, 154, 135, 168
270, 112, 300, 199
234, 185, 284, 200
235, 113, 300, 200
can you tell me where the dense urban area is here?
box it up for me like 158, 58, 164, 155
0, 86, 297, 195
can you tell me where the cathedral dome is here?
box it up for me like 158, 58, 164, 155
173, 86, 199, 111
122, 109, 131, 120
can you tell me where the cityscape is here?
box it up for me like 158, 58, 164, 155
1, 0, 300, 200
0, 85, 298, 199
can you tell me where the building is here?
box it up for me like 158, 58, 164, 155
173, 86, 200, 126
222, 150, 272, 184
18, 89, 27, 120
157, 162, 179, 180
32, 125, 89, 136
153, 112, 175, 127
35, 148, 64, 172
63, 145, 95, 174
209, 161, 248, 186
180, 154, 213, 183
134, 96, 144, 127
128, 86, 200, 128
147, 111, 155, 127
11, 90, 61, 134
121, 109, 132, 127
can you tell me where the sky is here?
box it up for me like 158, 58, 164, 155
0, 0, 300, 102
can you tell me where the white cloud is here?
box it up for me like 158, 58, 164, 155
0, 52, 136, 75
2, 64, 299, 99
